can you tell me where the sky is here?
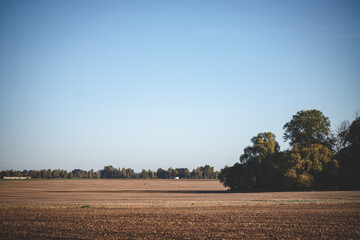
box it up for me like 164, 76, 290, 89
0, 0, 359, 172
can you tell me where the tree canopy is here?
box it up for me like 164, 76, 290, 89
240, 132, 279, 164
220, 132, 282, 191
220, 109, 359, 191
283, 109, 332, 148
335, 116, 360, 189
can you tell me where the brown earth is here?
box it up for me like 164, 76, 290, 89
0, 179, 359, 239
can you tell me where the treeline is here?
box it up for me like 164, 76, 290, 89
0, 165, 219, 180
219, 109, 360, 191
0, 169, 100, 179
103, 165, 218, 179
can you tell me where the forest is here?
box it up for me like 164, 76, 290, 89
219, 109, 360, 191
0, 165, 219, 180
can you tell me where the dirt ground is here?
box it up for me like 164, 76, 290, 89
0, 179, 359, 239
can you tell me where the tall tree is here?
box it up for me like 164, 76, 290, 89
139, 169, 149, 179
283, 110, 332, 148
240, 132, 279, 164
156, 168, 167, 179
334, 120, 350, 153
103, 165, 118, 178
203, 165, 215, 179
88, 169, 94, 179
219, 163, 247, 190
283, 143, 339, 190
336, 117, 360, 189
52, 169, 60, 178
168, 168, 179, 178
219, 132, 281, 190
175, 168, 191, 179
195, 167, 203, 179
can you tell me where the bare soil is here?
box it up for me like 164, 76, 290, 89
0, 179, 359, 239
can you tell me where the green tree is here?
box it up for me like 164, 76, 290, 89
283, 110, 332, 148
203, 165, 215, 179
195, 167, 203, 179
147, 170, 155, 179
139, 169, 149, 179
283, 143, 339, 190
60, 170, 68, 179
46, 169, 52, 178
119, 168, 127, 178
219, 163, 246, 190
52, 169, 60, 178
156, 168, 167, 179
103, 165, 118, 178
191, 169, 196, 179
88, 169, 94, 179
175, 168, 191, 179
336, 116, 360, 189
240, 132, 280, 190
72, 169, 86, 178
124, 168, 136, 179
334, 120, 350, 153
168, 168, 179, 178
240, 132, 279, 164
219, 132, 280, 190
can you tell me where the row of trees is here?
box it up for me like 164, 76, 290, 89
219, 109, 360, 191
0, 165, 219, 180
0, 169, 100, 179
92, 165, 218, 179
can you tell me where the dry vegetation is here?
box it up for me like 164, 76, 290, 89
0, 179, 359, 239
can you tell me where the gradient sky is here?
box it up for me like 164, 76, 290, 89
1, 0, 359, 172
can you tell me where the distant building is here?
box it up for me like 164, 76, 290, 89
3, 176, 31, 180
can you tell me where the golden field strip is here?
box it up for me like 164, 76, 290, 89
0, 179, 359, 239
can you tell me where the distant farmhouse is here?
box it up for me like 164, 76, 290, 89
3, 176, 31, 180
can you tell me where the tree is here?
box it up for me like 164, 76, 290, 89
240, 132, 279, 164
219, 132, 280, 191
28, 170, 39, 178
72, 169, 86, 178
88, 169, 94, 179
60, 170, 68, 179
119, 168, 127, 178
146, 169, 155, 179
156, 168, 167, 179
203, 165, 215, 179
40, 169, 46, 178
175, 168, 191, 179
240, 132, 281, 190
126, 168, 137, 179
283, 110, 332, 148
283, 143, 339, 190
52, 169, 60, 178
336, 116, 360, 189
46, 169, 52, 178
103, 165, 118, 178
334, 120, 350, 153
195, 167, 203, 179
347, 117, 360, 146
191, 169, 196, 179
168, 168, 179, 179
139, 169, 149, 179
219, 163, 247, 190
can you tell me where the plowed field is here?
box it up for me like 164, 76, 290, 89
0, 179, 359, 239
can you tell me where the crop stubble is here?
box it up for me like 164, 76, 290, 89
0, 179, 359, 239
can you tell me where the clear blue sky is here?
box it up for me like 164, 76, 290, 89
1, 0, 359, 172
